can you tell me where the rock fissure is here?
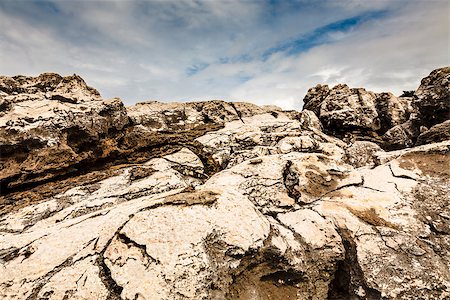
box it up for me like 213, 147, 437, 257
116, 232, 161, 265
328, 228, 382, 300
282, 160, 301, 202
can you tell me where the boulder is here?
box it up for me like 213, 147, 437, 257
302, 84, 413, 137
302, 84, 330, 115
416, 120, 450, 145
414, 66, 450, 126
318, 84, 380, 132
301, 67, 448, 150
375, 92, 413, 133
298, 109, 323, 131
382, 119, 421, 150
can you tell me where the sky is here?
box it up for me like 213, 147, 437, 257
0, 0, 448, 110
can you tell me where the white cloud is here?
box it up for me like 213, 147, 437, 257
229, 0, 449, 109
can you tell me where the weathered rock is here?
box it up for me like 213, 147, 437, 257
416, 120, 450, 145
0, 73, 129, 191
382, 119, 421, 150
302, 84, 330, 115
301, 67, 449, 150
380, 67, 449, 149
127, 100, 280, 132
196, 111, 347, 170
318, 84, 381, 132
298, 109, 323, 131
0, 73, 102, 108
414, 66, 450, 126
344, 141, 383, 168
0, 75, 281, 196
1, 71, 449, 300
375, 92, 413, 133
302, 83, 415, 146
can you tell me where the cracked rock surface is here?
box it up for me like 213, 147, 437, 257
1, 69, 449, 299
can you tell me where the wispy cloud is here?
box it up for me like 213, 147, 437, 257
262, 9, 388, 59
0, 0, 448, 109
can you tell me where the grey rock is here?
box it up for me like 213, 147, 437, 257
301, 67, 449, 150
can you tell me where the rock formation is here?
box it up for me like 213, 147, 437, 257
303, 66, 449, 149
0, 68, 449, 300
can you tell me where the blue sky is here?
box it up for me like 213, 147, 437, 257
0, 0, 448, 109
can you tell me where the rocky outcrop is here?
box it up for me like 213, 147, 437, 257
0, 74, 282, 196
302, 67, 449, 150
1, 69, 449, 300
416, 120, 450, 145
414, 66, 450, 126
0, 73, 102, 106
127, 100, 279, 132
302, 84, 413, 139
0, 73, 128, 192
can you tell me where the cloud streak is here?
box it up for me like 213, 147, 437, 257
0, 0, 448, 109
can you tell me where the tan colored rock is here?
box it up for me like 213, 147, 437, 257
416, 119, 450, 145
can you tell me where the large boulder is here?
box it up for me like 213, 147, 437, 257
302, 84, 413, 138
414, 66, 450, 126
317, 84, 381, 132
302, 84, 330, 116
416, 120, 450, 145
302, 67, 448, 150
381, 67, 450, 149
381, 119, 421, 150
375, 92, 413, 133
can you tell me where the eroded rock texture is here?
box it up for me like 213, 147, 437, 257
302, 67, 449, 150
0, 69, 449, 300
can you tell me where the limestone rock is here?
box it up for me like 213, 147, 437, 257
0, 73, 101, 104
1, 71, 449, 300
126, 100, 279, 132
375, 92, 413, 133
302, 84, 330, 115
298, 109, 323, 131
0, 72, 129, 190
382, 119, 421, 150
0, 77, 277, 194
318, 84, 381, 132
